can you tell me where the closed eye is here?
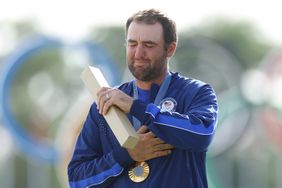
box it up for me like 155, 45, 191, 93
126, 39, 157, 48
144, 42, 156, 48
127, 40, 137, 47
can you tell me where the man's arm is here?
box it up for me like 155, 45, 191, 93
131, 84, 218, 151
67, 104, 133, 188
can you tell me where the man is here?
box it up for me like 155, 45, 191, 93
68, 9, 218, 188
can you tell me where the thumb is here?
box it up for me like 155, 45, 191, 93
137, 125, 148, 134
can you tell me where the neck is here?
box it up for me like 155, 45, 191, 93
135, 71, 168, 90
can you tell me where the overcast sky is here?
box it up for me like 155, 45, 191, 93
0, 0, 281, 44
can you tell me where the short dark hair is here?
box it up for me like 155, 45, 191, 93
126, 9, 177, 49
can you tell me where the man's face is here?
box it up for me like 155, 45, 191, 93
126, 21, 168, 81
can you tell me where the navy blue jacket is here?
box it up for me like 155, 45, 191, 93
68, 72, 218, 188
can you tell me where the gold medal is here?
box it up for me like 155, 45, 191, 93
128, 161, 150, 182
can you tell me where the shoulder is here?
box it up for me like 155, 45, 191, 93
170, 72, 217, 101
170, 72, 209, 90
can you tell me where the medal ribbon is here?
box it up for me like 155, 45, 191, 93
132, 72, 171, 130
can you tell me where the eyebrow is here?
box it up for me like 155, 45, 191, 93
127, 39, 157, 45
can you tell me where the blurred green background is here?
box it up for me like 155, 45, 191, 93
1, 1, 282, 188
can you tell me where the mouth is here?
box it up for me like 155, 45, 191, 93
134, 60, 148, 67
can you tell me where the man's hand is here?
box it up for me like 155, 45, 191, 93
97, 87, 133, 115
127, 126, 174, 162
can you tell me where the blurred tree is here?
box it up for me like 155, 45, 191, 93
0, 20, 40, 59
0, 20, 76, 188
182, 18, 271, 68
13, 20, 40, 39
87, 26, 126, 76
10, 48, 66, 139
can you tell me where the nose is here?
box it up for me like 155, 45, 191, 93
134, 44, 145, 59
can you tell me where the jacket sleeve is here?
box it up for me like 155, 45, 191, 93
68, 104, 134, 188
130, 84, 218, 151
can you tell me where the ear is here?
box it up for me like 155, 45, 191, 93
166, 42, 177, 58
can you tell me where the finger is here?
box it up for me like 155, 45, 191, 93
164, 144, 174, 149
152, 143, 174, 152
99, 90, 113, 114
150, 149, 172, 159
150, 138, 166, 145
98, 94, 107, 114
102, 97, 113, 115
97, 87, 109, 110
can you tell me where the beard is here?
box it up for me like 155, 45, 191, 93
128, 54, 167, 82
